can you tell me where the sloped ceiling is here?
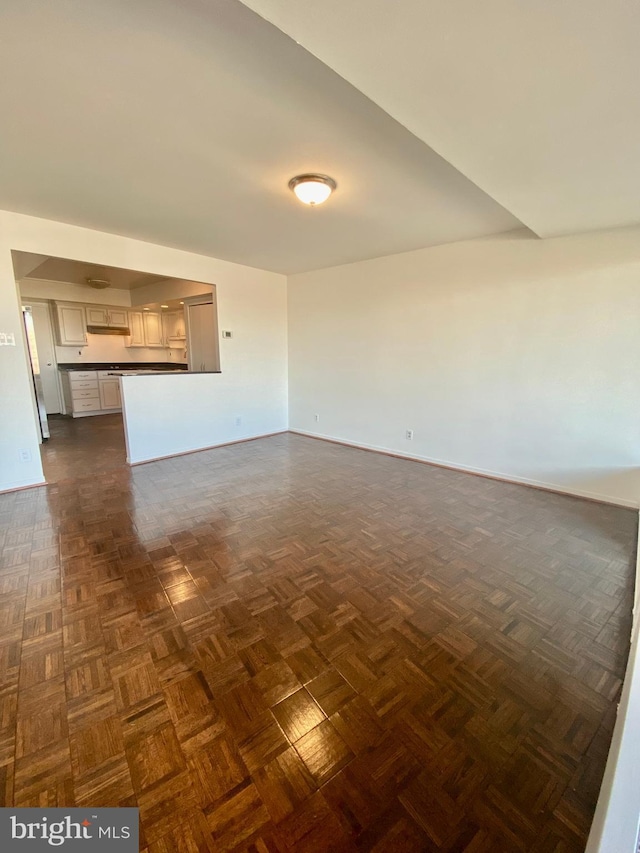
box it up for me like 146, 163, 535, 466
239, 0, 640, 239
0, 0, 521, 274
2, 1, 637, 274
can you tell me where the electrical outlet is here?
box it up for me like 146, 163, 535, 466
234, 416, 242, 427
222, 330, 233, 339
314, 414, 320, 422
405, 429, 414, 441
19, 449, 31, 462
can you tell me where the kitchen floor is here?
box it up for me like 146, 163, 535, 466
2, 433, 635, 851
41, 413, 127, 483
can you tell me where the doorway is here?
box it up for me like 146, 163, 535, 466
26, 301, 62, 414
184, 295, 220, 372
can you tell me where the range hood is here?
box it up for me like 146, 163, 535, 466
86, 325, 131, 336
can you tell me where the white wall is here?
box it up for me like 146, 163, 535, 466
122, 268, 288, 462
0, 255, 43, 490
122, 373, 285, 463
288, 227, 640, 507
0, 209, 287, 492
586, 525, 640, 852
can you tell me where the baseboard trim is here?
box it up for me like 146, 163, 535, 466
289, 430, 638, 509
0, 479, 47, 495
128, 430, 288, 466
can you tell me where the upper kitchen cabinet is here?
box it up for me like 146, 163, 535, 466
86, 306, 129, 328
53, 302, 87, 346
142, 311, 164, 347
106, 308, 128, 327
163, 311, 186, 347
86, 306, 108, 326
126, 311, 145, 347
126, 310, 164, 348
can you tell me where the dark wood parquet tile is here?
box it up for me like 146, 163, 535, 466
272, 689, 326, 743
1, 423, 637, 850
206, 780, 271, 851
253, 746, 316, 824
294, 719, 353, 786
237, 712, 289, 774
40, 414, 127, 484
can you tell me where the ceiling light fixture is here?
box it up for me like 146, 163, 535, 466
288, 174, 336, 206
160, 304, 169, 309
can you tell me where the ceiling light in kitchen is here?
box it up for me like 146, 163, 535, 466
288, 174, 336, 206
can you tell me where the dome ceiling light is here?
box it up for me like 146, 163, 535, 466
288, 174, 337, 206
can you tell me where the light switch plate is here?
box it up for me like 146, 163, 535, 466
0, 332, 16, 346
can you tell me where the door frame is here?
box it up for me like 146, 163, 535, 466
183, 292, 220, 372
21, 299, 63, 415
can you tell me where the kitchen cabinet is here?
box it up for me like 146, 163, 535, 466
54, 301, 130, 345
60, 370, 99, 416
126, 310, 164, 348
142, 312, 164, 348
53, 302, 87, 347
86, 306, 129, 328
162, 310, 186, 347
60, 370, 122, 416
86, 306, 108, 326
98, 377, 122, 409
126, 312, 145, 347
106, 308, 128, 327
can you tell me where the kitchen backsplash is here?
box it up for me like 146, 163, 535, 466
56, 334, 188, 365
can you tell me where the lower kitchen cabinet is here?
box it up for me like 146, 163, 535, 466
98, 377, 122, 410
60, 370, 122, 416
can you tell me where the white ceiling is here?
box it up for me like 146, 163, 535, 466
0, 0, 520, 274
240, 0, 640, 239
14, 253, 169, 290
1, 1, 637, 274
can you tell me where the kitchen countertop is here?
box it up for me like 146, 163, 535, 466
58, 362, 189, 371
111, 369, 222, 375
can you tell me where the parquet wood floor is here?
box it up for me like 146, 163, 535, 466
1, 428, 636, 851
40, 413, 127, 483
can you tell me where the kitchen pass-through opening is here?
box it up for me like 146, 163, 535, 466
13, 250, 219, 483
